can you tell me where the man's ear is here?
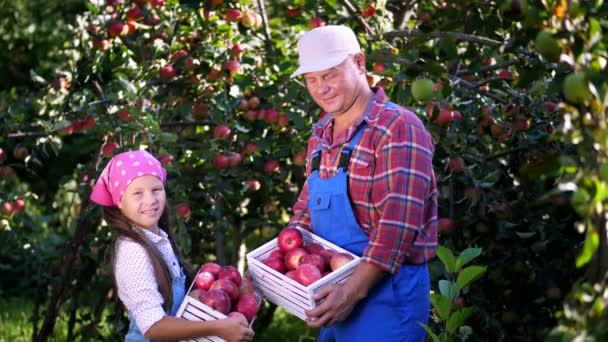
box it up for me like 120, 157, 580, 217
353, 53, 367, 73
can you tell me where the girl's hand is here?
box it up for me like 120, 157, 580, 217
215, 316, 255, 342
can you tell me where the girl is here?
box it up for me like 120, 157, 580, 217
90, 150, 254, 342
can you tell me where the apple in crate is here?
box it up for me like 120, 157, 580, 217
300, 253, 326, 273
295, 264, 322, 286
320, 249, 336, 262
194, 271, 215, 291
227, 311, 248, 324
239, 278, 255, 295
200, 289, 231, 314
330, 252, 355, 271
284, 247, 308, 271
285, 270, 298, 281
210, 279, 240, 303
200, 262, 222, 277
268, 249, 284, 259
218, 265, 242, 286
277, 227, 304, 252
235, 293, 259, 323
188, 288, 205, 300
264, 257, 285, 274
304, 243, 324, 255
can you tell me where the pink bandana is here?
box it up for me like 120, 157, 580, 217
90, 150, 167, 207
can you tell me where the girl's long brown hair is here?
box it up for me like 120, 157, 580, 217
104, 204, 195, 312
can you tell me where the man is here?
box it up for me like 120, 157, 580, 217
285, 25, 438, 341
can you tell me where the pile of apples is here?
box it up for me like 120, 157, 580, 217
188, 263, 259, 324
263, 228, 355, 286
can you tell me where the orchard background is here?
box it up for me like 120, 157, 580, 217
0, 0, 606, 341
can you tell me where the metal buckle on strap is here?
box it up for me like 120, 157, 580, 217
338, 148, 352, 170
311, 152, 321, 171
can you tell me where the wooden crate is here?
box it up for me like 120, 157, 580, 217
175, 272, 261, 342
246, 227, 361, 320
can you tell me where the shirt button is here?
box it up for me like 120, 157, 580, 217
316, 198, 321, 205
173, 262, 176, 266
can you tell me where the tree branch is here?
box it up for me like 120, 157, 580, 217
255, 0, 274, 57
338, 0, 376, 36
457, 60, 521, 76
380, 29, 503, 46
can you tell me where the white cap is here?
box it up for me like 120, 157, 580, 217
290, 25, 361, 78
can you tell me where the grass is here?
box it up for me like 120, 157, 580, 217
0, 297, 317, 341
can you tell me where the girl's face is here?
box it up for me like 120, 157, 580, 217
118, 175, 166, 231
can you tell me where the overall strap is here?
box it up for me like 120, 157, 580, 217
338, 122, 368, 170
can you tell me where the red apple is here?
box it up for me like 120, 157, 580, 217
102, 142, 119, 158
264, 109, 279, 123
235, 293, 259, 322
224, 60, 241, 76
513, 118, 531, 131
286, 7, 301, 17
201, 262, 222, 277
13, 146, 28, 160
213, 154, 230, 170
329, 252, 354, 271
0, 147, 5, 161
243, 143, 258, 155
373, 63, 385, 74
188, 288, 206, 301
2, 202, 14, 215
268, 249, 284, 259
319, 249, 336, 262
194, 271, 216, 291
295, 263, 322, 286
448, 158, 465, 173
231, 44, 244, 59
0, 166, 15, 179
304, 243, 324, 255
362, 5, 376, 18
117, 110, 132, 122
126, 7, 143, 21
285, 270, 298, 281
107, 20, 127, 37
213, 124, 231, 139
240, 12, 261, 29
263, 257, 285, 274
218, 265, 242, 287
225, 9, 243, 22
239, 278, 255, 295
175, 203, 191, 219
284, 247, 308, 271
300, 253, 326, 273
453, 296, 465, 310
263, 160, 280, 174
171, 49, 189, 63
277, 228, 304, 253
159, 66, 176, 82
438, 218, 455, 233
158, 154, 173, 166
309, 17, 326, 29
210, 279, 240, 302
248, 97, 260, 109
200, 289, 231, 314
228, 153, 242, 166
244, 179, 261, 191
227, 311, 248, 324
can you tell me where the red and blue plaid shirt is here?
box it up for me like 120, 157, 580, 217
287, 88, 438, 274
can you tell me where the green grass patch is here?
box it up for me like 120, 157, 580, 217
256, 307, 318, 342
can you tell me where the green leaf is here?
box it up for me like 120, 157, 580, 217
436, 245, 457, 273
439, 280, 458, 300
430, 293, 451, 321
456, 266, 487, 291
419, 323, 441, 342
455, 247, 482, 269
576, 223, 599, 267
446, 307, 473, 333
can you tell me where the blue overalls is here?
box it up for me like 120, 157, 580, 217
307, 117, 430, 342
125, 269, 186, 341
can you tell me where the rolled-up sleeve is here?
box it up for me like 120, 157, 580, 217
363, 122, 434, 274
115, 239, 166, 335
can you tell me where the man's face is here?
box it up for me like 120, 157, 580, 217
303, 54, 365, 117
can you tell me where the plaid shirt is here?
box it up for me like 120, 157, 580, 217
287, 88, 438, 274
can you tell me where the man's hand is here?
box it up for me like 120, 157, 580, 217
304, 261, 388, 328
304, 283, 356, 328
